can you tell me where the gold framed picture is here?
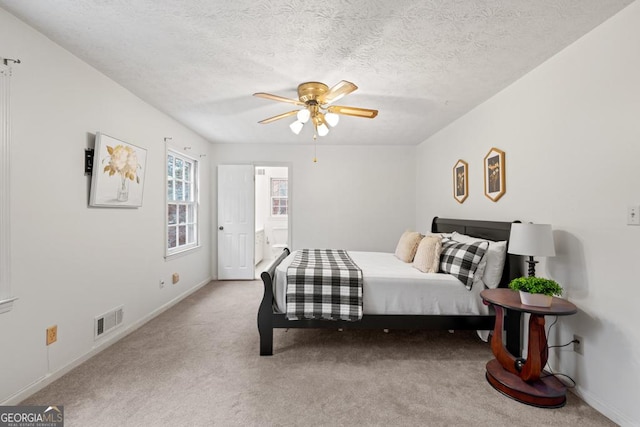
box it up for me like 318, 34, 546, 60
484, 147, 505, 202
453, 159, 468, 204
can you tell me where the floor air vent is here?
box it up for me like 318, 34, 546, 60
94, 306, 123, 340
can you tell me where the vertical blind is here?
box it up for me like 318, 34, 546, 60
0, 59, 16, 313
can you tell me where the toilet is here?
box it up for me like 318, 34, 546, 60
271, 226, 288, 257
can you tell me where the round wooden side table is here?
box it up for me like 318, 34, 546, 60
481, 288, 577, 408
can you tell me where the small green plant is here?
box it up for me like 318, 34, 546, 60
508, 277, 563, 296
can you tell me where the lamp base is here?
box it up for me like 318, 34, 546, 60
525, 257, 538, 277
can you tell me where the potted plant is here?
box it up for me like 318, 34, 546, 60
508, 277, 563, 307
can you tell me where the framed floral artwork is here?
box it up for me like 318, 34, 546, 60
453, 159, 468, 204
89, 132, 147, 208
484, 147, 505, 202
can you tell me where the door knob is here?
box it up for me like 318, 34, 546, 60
219, 226, 224, 230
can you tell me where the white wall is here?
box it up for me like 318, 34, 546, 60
211, 144, 416, 274
0, 8, 212, 403
416, 2, 640, 425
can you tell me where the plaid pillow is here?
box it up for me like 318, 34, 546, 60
440, 239, 488, 290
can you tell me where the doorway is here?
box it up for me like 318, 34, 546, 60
254, 165, 290, 278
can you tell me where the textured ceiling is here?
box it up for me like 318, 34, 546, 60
0, 0, 634, 145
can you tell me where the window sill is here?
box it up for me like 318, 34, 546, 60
165, 244, 201, 261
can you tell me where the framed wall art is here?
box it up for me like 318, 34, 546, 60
89, 132, 147, 208
453, 159, 468, 204
484, 147, 505, 202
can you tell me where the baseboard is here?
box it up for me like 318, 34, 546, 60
571, 385, 633, 427
2, 277, 212, 405
542, 356, 633, 426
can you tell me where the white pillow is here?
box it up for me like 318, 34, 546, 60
427, 232, 452, 239
451, 232, 507, 289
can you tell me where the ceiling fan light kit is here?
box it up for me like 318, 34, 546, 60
316, 123, 329, 137
254, 80, 378, 139
325, 112, 339, 127
289, 120, 304, 135
296, 109, 310, 123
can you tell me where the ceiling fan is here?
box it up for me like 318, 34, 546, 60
253, 80, 378, 137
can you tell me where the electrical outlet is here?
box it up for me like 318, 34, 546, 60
172, 273, 179, 284
573, 334, 583, 355
46, 325, 58, 345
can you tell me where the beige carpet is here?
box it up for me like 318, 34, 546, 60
23, 280, 615, 426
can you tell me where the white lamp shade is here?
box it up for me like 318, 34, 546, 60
325, 112, 340, 127
317, 123, 329, 136
508, 223, 556, 257
289, 120, 304, 135
297, 109, 310, 123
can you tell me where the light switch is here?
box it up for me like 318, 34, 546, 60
628, 205, 640, 225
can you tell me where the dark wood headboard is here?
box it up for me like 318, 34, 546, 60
431, 217, 523, 288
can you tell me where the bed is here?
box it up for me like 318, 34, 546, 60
258, 217, 523, 356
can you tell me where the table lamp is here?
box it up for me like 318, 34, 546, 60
508, 223, 556, 277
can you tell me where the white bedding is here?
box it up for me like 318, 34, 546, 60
274, 250, 490, 317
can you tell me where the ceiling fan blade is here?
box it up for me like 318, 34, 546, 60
258, 110, 299, 124
320, 80, 358, 105
253, 92, 305, 106
327, 105, 378, 119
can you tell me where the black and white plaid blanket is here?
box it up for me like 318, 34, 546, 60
286, 249, 363, 321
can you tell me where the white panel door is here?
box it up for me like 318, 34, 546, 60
218, 165, 254, 280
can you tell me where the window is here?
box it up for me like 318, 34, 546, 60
270, 178, 288, 216
166, 150, 199, 256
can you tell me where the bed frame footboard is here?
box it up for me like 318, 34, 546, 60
258, 248, 290, 356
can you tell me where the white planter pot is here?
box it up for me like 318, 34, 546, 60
519, 291, 553, 307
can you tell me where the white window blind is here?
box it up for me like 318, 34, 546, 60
0, 59, 16, 314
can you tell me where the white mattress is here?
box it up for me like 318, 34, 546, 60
274, 251, 490, 316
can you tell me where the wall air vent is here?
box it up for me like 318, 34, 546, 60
94, 306, 124, 340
